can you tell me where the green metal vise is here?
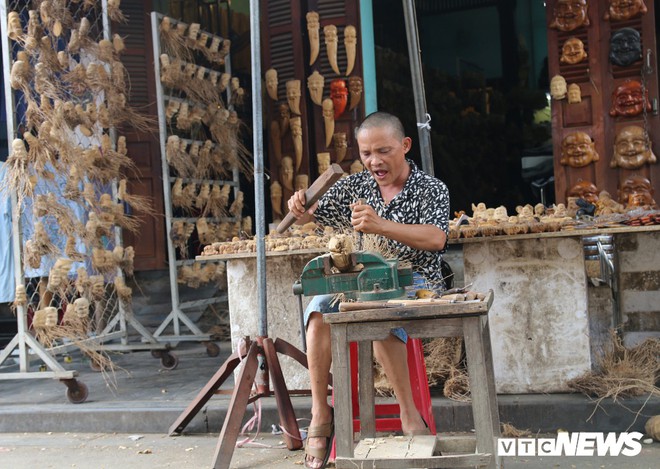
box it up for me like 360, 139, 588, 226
292, 251, 413, 301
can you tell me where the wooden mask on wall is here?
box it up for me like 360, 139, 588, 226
611, 125, 657, 169
609, 28, 642, 67
549, 0, 590, 32
609, 79, 651, 117
560, 37, 587, 64
604, 0, 647, 21
560, 131, 599, 167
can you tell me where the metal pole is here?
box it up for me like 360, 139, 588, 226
249, 0, 267, 337
402, 0, 434, 177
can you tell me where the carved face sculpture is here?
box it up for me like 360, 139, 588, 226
265, 68, 278, 100
605, 0, 648, 21
568, 83, 582, 104
609, 28, 642, 67
560, 131, 599, 167
618, 175, 656, 207
561, 37, 588, 64
348, 76, 363, 110
330, 79, 348, 119
550, 75, 567, 100
611, 125, 657, 169
306, 11, 319, 39
295, 174, 309, 191
568, 180, 599, 204
317, 152, 331, 174
609, 80, 650, 117
550, 0, 589, 32
307, 71, 324, 106
280, 156, 294, 190
286, 80, 301, 115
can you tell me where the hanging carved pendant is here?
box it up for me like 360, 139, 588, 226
324, 24, 340, 75
348, 76, 363, 111
307, 11, 320, 66
344, 25, 357, 76
286, 80, 301, 115
290, 116, 303, 171
265, 68, 278, 101
322, 99, 335, 148
307, 71, 325, 106
333, 132, 348, 163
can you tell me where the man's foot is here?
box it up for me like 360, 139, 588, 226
401, 412, 430, 436
304, 409, 334, 469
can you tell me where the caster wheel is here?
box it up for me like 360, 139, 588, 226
39, 364, 47, 372
160, 352, 179, 370
63, 355, 72, 363
205, 342, 220, 357
66, 381, 89, 404
151, 350, 163, 359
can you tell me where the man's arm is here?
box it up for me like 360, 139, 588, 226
351, 203, 447, 251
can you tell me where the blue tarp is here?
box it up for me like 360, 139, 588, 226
0, 163, 15, 302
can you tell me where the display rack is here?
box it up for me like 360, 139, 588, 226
150, 11, 244, 356
0, 1, 171, 402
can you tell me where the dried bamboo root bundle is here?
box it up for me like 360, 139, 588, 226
41, 0, 74, 34
33, 193, 81, 237
195, 182, 210, 211
165, 98, 181, 120
13, 284, 28, 310
228, 191, 244, 217
175, 101, 192, 130
113, 275, 132, 303
159, 16, 191, 61
180, 182, 197, 211
32, 306, 60, 346
65, 235, 85, 261
7, 11, 25, 44
105, 89, 155, 134
107, 0, 126, 23
171, 177, 185, 207
85, 212, 113, 245
62, 62, 88, 95
195, 140, 214, 180
170, 221, 194, 257
38, 35, 61, 71
241, 216, 252, 237
117, 179, 154, 217
46, 257, 74, 294
32, 220, 58, 259
9, 59, 33, 96
120, 246, 135, 277
165, 135, 195, 178
34, 62, 62, 100
3, 138, 35, 201
207, 184, 229, 218
92, 247, 118, 273
230, 77, 245, 106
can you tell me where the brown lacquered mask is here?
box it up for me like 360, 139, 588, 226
568, 180, 599, 204
550, 0, 590, 32
330, 79, 348, 119
605, 0, 647, 21
609, 80, 651, 117
618, 175, 656, 206
611, 125, 657, 169
560, 131, 599, 167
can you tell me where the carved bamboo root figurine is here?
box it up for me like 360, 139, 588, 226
344, 25, 357, 76
333, 132, 348, 163
322, 98, 335, 148
265, 68, 278, 100
286, 79, 301, 115
348, 76, 363, 111
324, 24, 340, 75
307, 70, 324, 106
290, 116, 303, 171
307, 11, 320, 66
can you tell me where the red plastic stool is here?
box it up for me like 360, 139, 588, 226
328, 338, 436, 460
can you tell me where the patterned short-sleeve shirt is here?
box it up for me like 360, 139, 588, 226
314, 159, 450, 285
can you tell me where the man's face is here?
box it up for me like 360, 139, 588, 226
619, 176, 654, 205
553, 0, 588, 31
562, 38, 587, 64
609, 0, 646, 21
609, 28, 641, 67
613, 126, 653, 169
357, 126, 410, 187
561, 132, 598, 167
611, 80, 647, 116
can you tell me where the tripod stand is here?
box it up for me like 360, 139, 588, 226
169, 335, 322, 468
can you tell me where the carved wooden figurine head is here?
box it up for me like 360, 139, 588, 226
286, 80, 301, 115
609, 28, 642, 67
604, 0, 647, 21
567, 83, 582, 104
317, 152, 331, 175
561, 37, 588, 64
618, 175, 656, 207
611, 125, 657, 169
265, 68, 278, 100
295, 174, 309, 191
280, 156, 294, 191
560, 131, 599, 167
550, 75, 567, 100
568, 180, 599, 204
550, 0, 589, 32
307, 71, 324, 106
348, 76, 363, 111
609, 79, 651, 117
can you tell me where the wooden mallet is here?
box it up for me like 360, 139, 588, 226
275, 163, 344, 233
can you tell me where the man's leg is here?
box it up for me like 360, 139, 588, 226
373, 335, 427, 434
305, 311, 333, 468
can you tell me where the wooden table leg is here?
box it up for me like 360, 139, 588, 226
357, 340, 375, 438
330, 323, 354, 459
463, 316, 500, 469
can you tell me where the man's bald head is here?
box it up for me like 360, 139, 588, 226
355, 111, 406, 140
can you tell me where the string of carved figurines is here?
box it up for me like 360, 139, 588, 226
265, 11, 365, 223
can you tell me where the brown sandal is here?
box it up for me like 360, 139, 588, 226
304, 419, 334, 469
